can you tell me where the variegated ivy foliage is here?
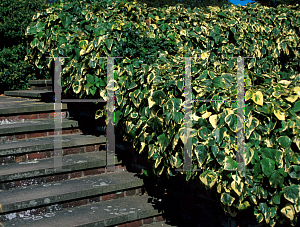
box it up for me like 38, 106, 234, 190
23, 0, 300, 226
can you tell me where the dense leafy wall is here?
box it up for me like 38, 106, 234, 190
23, 0, 300, 226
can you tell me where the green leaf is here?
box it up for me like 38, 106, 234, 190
172, 112, 183, 124
292, 100, 300, 112
260, 158, 275, 178
269, 171, 282, 188
59, 13, 71, 29
152, 90, 166, 106
198, 126, 210, 140
212, 77, 226, 89
157, 133, 170, 153
176, 80, 184, 91
147, 116, 163, 130
104, 39, 114, 51
86, 74, 94, 84
194, 144, 208, 167
278, 136, 291, 148
212, 127, 227, 145
238, 201, 251, 210
272, 192, 282, 205
289, 165, 300, 180
143, 168, 148, 176
200, 170, 218, 188
283, 184, 300, 204
224, 156, 237, 170
221, 192, 235, 206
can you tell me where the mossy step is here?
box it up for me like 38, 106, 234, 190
3, 195, 163, 227
0, 133, 106, 156
0, 151, 121, 182
0, 171, 143, 214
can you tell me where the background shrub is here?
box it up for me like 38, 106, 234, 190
0, 0, 61, 94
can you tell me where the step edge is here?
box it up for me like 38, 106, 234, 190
0, 118, 81, 136
0, 134, 107, 156
2, 195, 163, 227
0, 151, 122, 182
0, 172, 144, 213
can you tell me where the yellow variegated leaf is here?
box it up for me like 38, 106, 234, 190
202, 112, 212, 119
217, 182, 222, 193
201, 52, 208, 60
150, 24, 157, 30
100, 89, 107, 101
294, 199, 300, 213
278, 80, 292, 87
245, 90, 253, 101
209, 114, 218, 128
139, 142, 146, 154
192, 112, 201, 121
281, 203, 295, 220
180, 30, 187, 36
231, 181, 244, 196
274, 109, 285, 121
148, 96, 156, 109
252, 91, 263, 106
285, 95, 298, 103
200, 170, 218, 188
79, 40, 88, 51
294, 87, 300, 96
264, 138, 273, 147
80, 49, 86, 56
155, 156, 162, 168
231, 174, 241, 184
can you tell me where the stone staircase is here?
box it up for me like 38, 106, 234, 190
0, 80, 175, 227
4, 80, 54, 101
0, 80, 266, 227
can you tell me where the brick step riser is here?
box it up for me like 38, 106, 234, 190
0, 128, 82, 143
0, 143, 107, 165
0, 111, 68, 124
0, 118, 106, 142
0, 187, 144, 223
30, 86, 52, 91
0, 102, 107, 125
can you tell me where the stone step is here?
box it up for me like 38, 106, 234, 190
0, 151, 121, 183
29, 80, 52, 91
0, 133, 106, 156
0, 96, 68, 122
0, 118, 83, 142
4, 90, 54, 101
0, 171, 143, 214
2, 194, 164, 227
0, 133, 107, 165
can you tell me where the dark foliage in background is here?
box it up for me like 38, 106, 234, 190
249, 0, 299, 8
0, 0, 57, 94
